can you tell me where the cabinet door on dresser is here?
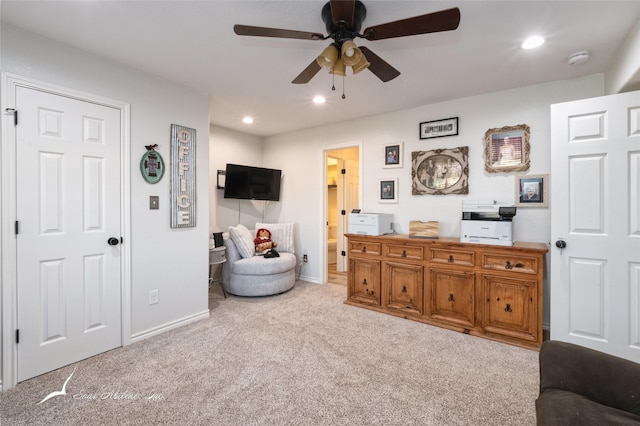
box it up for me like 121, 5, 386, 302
384, 262, 423, 316
481, 274, 539, 345
349, 258, 381, 306
429, 268, 475, 329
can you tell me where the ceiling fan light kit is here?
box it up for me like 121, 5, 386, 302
351, 55, 371, 75
317, 44, 339, 70
330, 57, 347, 76
234, 0, 461, 89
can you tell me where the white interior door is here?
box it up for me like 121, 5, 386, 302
550, 90, 640, 362
16, 86, 123, 381
337, 158, 360, 272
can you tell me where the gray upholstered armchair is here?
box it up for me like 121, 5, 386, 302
222, 223, 297, 297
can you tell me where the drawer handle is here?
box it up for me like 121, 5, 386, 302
504, 303, 512, 313
448, 293, 454, 302
362, 278, 368, 286
402, 285, 407, 293
505, 261, 512, 269
362, 246, 367, 253
401, 250, 407, 257
448, 255, 454, 263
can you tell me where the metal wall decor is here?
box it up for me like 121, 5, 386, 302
170, 124, 197, 228
412, 146, 469, 195
140, 144, 165, 184
484, 124, 530, 173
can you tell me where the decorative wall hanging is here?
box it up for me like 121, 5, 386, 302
515, 174, 549, 208
140, 144, 165, 184
170, 124, 197, 228
412, 146, 469, 195
383, 142, 403, 168
379, 178, 398, 203
484, 124, 530, 173
419, 117, 459, 139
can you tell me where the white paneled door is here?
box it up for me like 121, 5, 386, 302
550, 90, 640, 362
337, 158, 360, 273
16, 86, 122, 381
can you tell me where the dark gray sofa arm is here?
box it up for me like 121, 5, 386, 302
539, 340, 640, 416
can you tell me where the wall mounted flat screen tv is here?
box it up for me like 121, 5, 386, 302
223, 164, 282, 201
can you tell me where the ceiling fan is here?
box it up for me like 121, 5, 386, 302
234, 0, 461, 84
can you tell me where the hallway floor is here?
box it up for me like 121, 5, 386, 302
328, 263, 346, 286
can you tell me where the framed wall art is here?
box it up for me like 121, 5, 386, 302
379, 178, 398, 203
515, 174, 548, 208
383, 142, 403, 168
419, 117, 458, 139
411, 146, 469, 195
484, 124, 530, 173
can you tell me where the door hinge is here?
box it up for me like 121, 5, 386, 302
341, 250, 346, 257
5, 108, 18, 126
16, 329, 19, 344
15, 220, 19, 235
341, 168, 346, 175
341, 210, 346, 215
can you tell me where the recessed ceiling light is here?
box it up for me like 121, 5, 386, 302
242, 116, 254, 124
522, 35, 545, 50
313, 96, 326, 104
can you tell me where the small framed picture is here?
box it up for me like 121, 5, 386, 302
484, 124, 530, 173
515, 174, 548, 207
379, 178, 398, 203
383, 143, 403, 168
419, 117, 459, 139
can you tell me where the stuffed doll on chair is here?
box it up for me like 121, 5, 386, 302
254, 228, 278, 254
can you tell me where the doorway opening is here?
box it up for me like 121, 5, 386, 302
325, 147, 359, 285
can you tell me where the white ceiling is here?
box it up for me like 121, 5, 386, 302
2, 1, 639, 137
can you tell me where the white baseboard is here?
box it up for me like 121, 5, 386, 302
130, 310, 210, 344
296, 275, 322, 284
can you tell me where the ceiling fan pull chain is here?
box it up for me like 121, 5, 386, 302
342, 76, 346, 99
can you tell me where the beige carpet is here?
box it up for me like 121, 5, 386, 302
0, 281, 539, 425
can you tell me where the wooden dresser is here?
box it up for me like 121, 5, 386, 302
345, 234, 548, 350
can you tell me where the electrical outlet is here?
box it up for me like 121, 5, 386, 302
149, 289, 159, 305
303, 254, 308, 263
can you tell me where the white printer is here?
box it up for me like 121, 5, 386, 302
460, 201, 516, 246
348, 213, 393, 236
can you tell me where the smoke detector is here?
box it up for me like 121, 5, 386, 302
568, 51, 590, 65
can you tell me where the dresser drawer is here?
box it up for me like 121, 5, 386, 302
429, 248, 475, 267
481, 253, 539, 274
349, 241, 381, 256
386, 244, 424, 261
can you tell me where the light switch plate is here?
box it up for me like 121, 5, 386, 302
150, 196, 159, 210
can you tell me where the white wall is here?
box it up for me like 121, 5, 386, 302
1, 25, 210, 386
208, 125, 268, 231
606, 17, 640, 93
211, 73, 606, 328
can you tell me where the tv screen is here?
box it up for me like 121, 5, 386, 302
223, 164, 282, 201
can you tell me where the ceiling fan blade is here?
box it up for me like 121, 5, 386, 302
329, 0, 355, 27
359, 46, 400, 82
234, 24, 324, 41
292, 60, 322, 84
363, 7, 461, 40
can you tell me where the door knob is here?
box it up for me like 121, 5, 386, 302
555, 239, 566, 249
107, 237, 120, 246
